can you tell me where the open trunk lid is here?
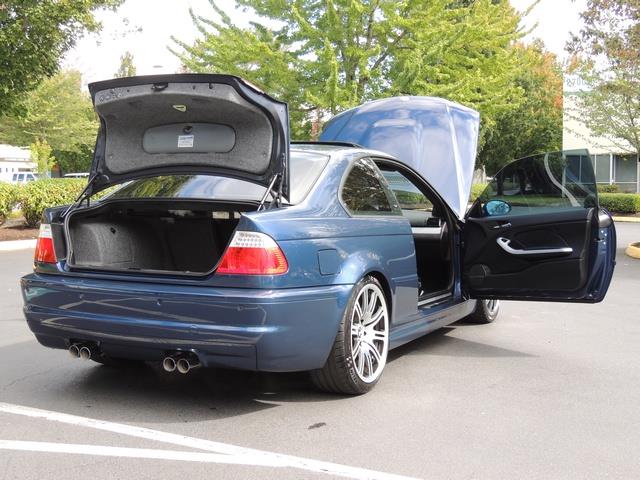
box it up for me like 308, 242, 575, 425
87, 74, 289, 198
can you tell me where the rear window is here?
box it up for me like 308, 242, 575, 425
108, 150, 329, 204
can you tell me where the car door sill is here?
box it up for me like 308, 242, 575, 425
418, 291, 452, 307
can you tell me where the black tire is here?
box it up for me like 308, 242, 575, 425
467, 299, 500, 324
311, 276, 389, 395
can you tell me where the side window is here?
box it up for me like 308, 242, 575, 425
342, 158, 400, 216
379, 169, 434, 212
480, 150, 598, 217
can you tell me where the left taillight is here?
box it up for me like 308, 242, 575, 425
34, 223, 57, 264
216, 231, 288, 275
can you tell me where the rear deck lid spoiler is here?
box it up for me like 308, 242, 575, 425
86, 74, 289, 198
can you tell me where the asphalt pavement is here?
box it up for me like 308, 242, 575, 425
1, 223, 639, 479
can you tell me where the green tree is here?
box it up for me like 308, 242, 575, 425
480, 42, 563, 174
567, 0, 640, 153
0, 70, 98, 173
173, 0, 562, 169
0, 0, 122, 114
30, 138, 55, 176
115, 51, 137, 78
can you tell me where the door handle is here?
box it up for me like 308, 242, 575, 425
490, 221, 512, 230
496, 237, 573, 256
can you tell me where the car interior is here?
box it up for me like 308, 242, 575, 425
376, 162, 454, 302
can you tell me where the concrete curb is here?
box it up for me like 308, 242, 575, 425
0, 239, 36, 251
613, 216, 640, 223
626, 242, 640, 260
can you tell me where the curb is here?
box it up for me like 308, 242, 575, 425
626, 242, 640, 259
0, 239, 36, 251
613, 216, 640, 223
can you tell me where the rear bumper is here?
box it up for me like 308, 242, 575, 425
21, 273, 352, 372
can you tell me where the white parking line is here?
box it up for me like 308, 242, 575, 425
0, 440, 286, 466
0, 402, 420, 480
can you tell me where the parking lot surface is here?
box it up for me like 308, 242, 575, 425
1, 223, 639, 479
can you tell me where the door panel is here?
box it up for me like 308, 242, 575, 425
463, 151, 616, 302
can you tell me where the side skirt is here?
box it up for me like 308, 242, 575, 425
389, 299, 476, 350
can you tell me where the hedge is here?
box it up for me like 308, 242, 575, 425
18, 178, 87, 227
0, 183, 19, 225
599, 193, 640, 214
597, 184, 620, 193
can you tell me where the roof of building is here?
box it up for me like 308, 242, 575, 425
0, 144, 31, 161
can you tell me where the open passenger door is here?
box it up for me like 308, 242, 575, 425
463, 150, 616, 303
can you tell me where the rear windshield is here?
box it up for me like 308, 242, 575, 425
108, 150, 329, 204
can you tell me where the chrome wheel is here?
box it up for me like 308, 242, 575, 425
484, 299, 500, 316
350, 283, 389, 383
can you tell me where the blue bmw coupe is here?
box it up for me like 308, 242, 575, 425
21, 74, 616, 394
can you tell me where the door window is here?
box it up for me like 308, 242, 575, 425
380, 169, 434, 212
341, 158, 400, 216
478, 150, 598, 217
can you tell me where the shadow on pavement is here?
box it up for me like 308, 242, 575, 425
0, 325, 532, 424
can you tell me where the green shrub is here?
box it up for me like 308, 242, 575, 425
18, 178, 87, 227
599, 193, 640, 214
0, 182, 19, 224
597, 184, 620, 193
470, 183, 489, 203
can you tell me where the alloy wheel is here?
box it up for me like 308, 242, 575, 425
350, 283, 389, 383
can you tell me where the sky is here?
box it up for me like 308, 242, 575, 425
63, 0, 588, 87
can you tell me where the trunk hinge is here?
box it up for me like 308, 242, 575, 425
60, 174, 100, 219
258, 173, 282, 211
258, 153, 286, 211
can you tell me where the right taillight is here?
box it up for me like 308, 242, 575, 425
34, 223, 57, 264
216, 231, 288, 275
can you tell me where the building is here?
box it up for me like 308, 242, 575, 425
563, 77, 639, 193
0, 144, 35, 182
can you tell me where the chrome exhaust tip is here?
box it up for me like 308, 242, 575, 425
162, 356, 177, 373
68, 344, 80, 358
78, 346, 92, 361
176, 357, 200, 374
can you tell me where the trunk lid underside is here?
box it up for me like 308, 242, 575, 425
88, 74, 289, 198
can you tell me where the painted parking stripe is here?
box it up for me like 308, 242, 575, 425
0, 440, 286, 466
0, 402, 420, 480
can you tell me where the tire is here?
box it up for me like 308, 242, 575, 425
467, 299, 500, 324
311, 276, 390, 395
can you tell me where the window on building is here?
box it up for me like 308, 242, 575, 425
614, 154, 638, 192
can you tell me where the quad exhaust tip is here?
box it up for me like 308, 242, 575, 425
68, 344, 80, 358
79, 346, 92, 361
162, 353, 200, 374
176, 357, 200, 374
69, 342, 95, 360
162, 356, 177, 373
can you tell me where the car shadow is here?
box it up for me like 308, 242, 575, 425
388, 326, 535, 362
0, 326, 533, 425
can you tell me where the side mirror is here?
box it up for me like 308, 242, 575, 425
484, 199, 511, 217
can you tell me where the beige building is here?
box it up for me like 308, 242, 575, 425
563, 79, 639, 193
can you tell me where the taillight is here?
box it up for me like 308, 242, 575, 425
216, 231, 288, 275
34, 224, 57, 264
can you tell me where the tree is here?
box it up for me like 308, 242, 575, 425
0, 0, 123, 115
173, 0, 563, 169
567, 0, 640, 153
480, 42, 563, 174
115, 51, 137, 78
0, 70, 98, 173
30, 138, 55, 176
